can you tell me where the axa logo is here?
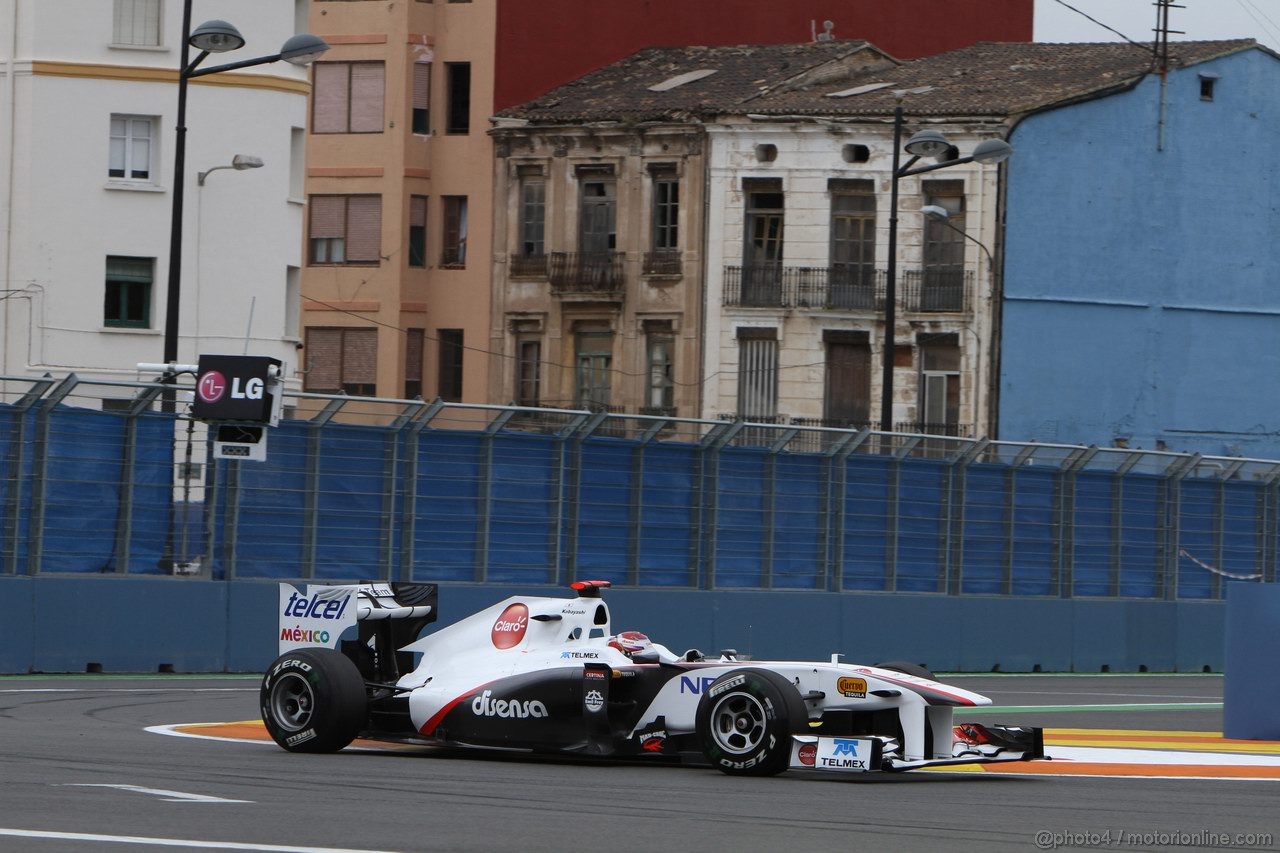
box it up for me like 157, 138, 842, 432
832, 739, 859, 757
471, 690, 548, 719
491, 603, 529, 649
678, 675, 718, 695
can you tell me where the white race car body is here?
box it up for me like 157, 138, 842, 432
261, 581, 1045, 775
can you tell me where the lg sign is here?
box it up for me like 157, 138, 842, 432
191, 355, 281, 423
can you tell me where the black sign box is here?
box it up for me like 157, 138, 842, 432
192, 355, 281, 423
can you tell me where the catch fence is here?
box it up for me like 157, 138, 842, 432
1, 373, 1276, 598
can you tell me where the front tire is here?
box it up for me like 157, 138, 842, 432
261, 648, 367, 753
695, 669, 806, 777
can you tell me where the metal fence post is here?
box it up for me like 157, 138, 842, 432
301, 398, 346, 581
948, 440, 987, 595
824, 429, 869, 593
1057, 446, 1097, 597
399, 400, 442, 583
886, 434, 921, 591
28, 375, 81, 576
2, 377, 52, 576
695, 422, 742, 590
628, 417, 670, 587
563, 410, 608, 585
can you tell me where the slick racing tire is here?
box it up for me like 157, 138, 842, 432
695, 669, 807, 777
875, 660, 936, 680
261, 648, 367, 753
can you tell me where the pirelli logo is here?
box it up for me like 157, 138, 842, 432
836, 677, 867, 698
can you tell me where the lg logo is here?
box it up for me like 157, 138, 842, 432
198, 370, 265, 404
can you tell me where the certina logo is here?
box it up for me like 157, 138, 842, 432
832, 739, 859, 757
491, 603, 529, 649
584, 690, 604, 713
280, 626, 330, 644
561, 651, 600, 660
281, 591, 351, 621
471, 690, 548, 719
836, 677, 867, 699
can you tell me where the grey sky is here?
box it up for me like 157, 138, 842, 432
1035, 0, 1280, 50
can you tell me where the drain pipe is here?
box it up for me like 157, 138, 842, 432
1, 0, 20, 376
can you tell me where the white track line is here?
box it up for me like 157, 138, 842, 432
0, 828, 400, 852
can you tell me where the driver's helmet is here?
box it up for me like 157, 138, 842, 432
608, 630, 657, 662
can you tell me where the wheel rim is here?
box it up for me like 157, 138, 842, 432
270, 672, 315, 732
709, 692, 767, 754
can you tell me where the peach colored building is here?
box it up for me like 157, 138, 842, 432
299, 0, 1032, 404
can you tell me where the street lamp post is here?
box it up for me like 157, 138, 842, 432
880, 105, 1013, 433
162, 2, 329, 369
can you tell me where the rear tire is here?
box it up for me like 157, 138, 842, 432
695, 669, 806, 777
261, 648, 367, 753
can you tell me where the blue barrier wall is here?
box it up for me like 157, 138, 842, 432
0, 576, 1227, 674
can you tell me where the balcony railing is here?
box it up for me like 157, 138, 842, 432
643, 250, 682, 277
722, 265, 971, 313
549, 252, 625, 294
510, 253, 548, 278
894, 421, 974, 438
901, 268, 972, 313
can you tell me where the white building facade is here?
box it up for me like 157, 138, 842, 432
0, 0, 311, 395
703, 118, 1006, 437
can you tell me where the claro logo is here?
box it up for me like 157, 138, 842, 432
491, 603, 529, 649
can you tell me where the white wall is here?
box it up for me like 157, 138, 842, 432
1, 0, 308, 390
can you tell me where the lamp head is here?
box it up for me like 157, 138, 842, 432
231, 155, 264, 171
972, 138, 1014, 165
189, 20, 245, 53
904, 128, 952, 160
921, 204, 950, 220
280, 33, 330, 66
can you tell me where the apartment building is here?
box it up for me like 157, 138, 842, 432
299, 0, 1032, 404
0, 0, 311, 391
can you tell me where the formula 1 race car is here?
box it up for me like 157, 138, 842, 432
261, 581, 1045, 776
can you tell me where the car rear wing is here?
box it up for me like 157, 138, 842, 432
278, 582, 438, 682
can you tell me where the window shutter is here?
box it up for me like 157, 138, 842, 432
405, 329, 424, 383
342, 329, 378, 385
350, 63, 385, 133
410, 196, 427, 227
313, 63, 351, 133
305, 328, 342, 390
413, 62, 431, 109
309, 196, 345, 239
346, 196, 382, 262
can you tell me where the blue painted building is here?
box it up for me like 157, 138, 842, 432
1000, 42, 1280, 458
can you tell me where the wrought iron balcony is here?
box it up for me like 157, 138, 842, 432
642, 250, 682, 277
900, 268, 972, 313
510, 253, 548, 278
549, 252, 624, 295
723, 265, 972, 314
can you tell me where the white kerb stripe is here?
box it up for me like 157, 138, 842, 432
0, 828, 402, 853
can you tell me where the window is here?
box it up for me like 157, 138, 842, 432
823, 330, 870, 427
441, 196, 467, 267
412, 61, 431, 134
313, 62, 385, 134
445, 62, 471, 134
646, 167, 680, 275
514, 324, 541, 407
829, 179, 876, 309
1199, 74, 1218, 101
519, 169, 546, 258
104, 256, 153, 328
309, 195, 382, 265
575, 329, 613, 409
918, 334, 960, 434
644, 323, 675, 415
409, 196, 428, 268
736, 328, 778, 418
113, 0, 161, 46
290, 127, 305, 199
108, 115, 155, 182
304, 327, 377, 395
405, 328, 424, 398
437, 329, 464, 401
578, 171, 617, 254
922, 180, 966, 311
742, 178, 784, 306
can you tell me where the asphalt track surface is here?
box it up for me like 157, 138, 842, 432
0, 674, 1277, 853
